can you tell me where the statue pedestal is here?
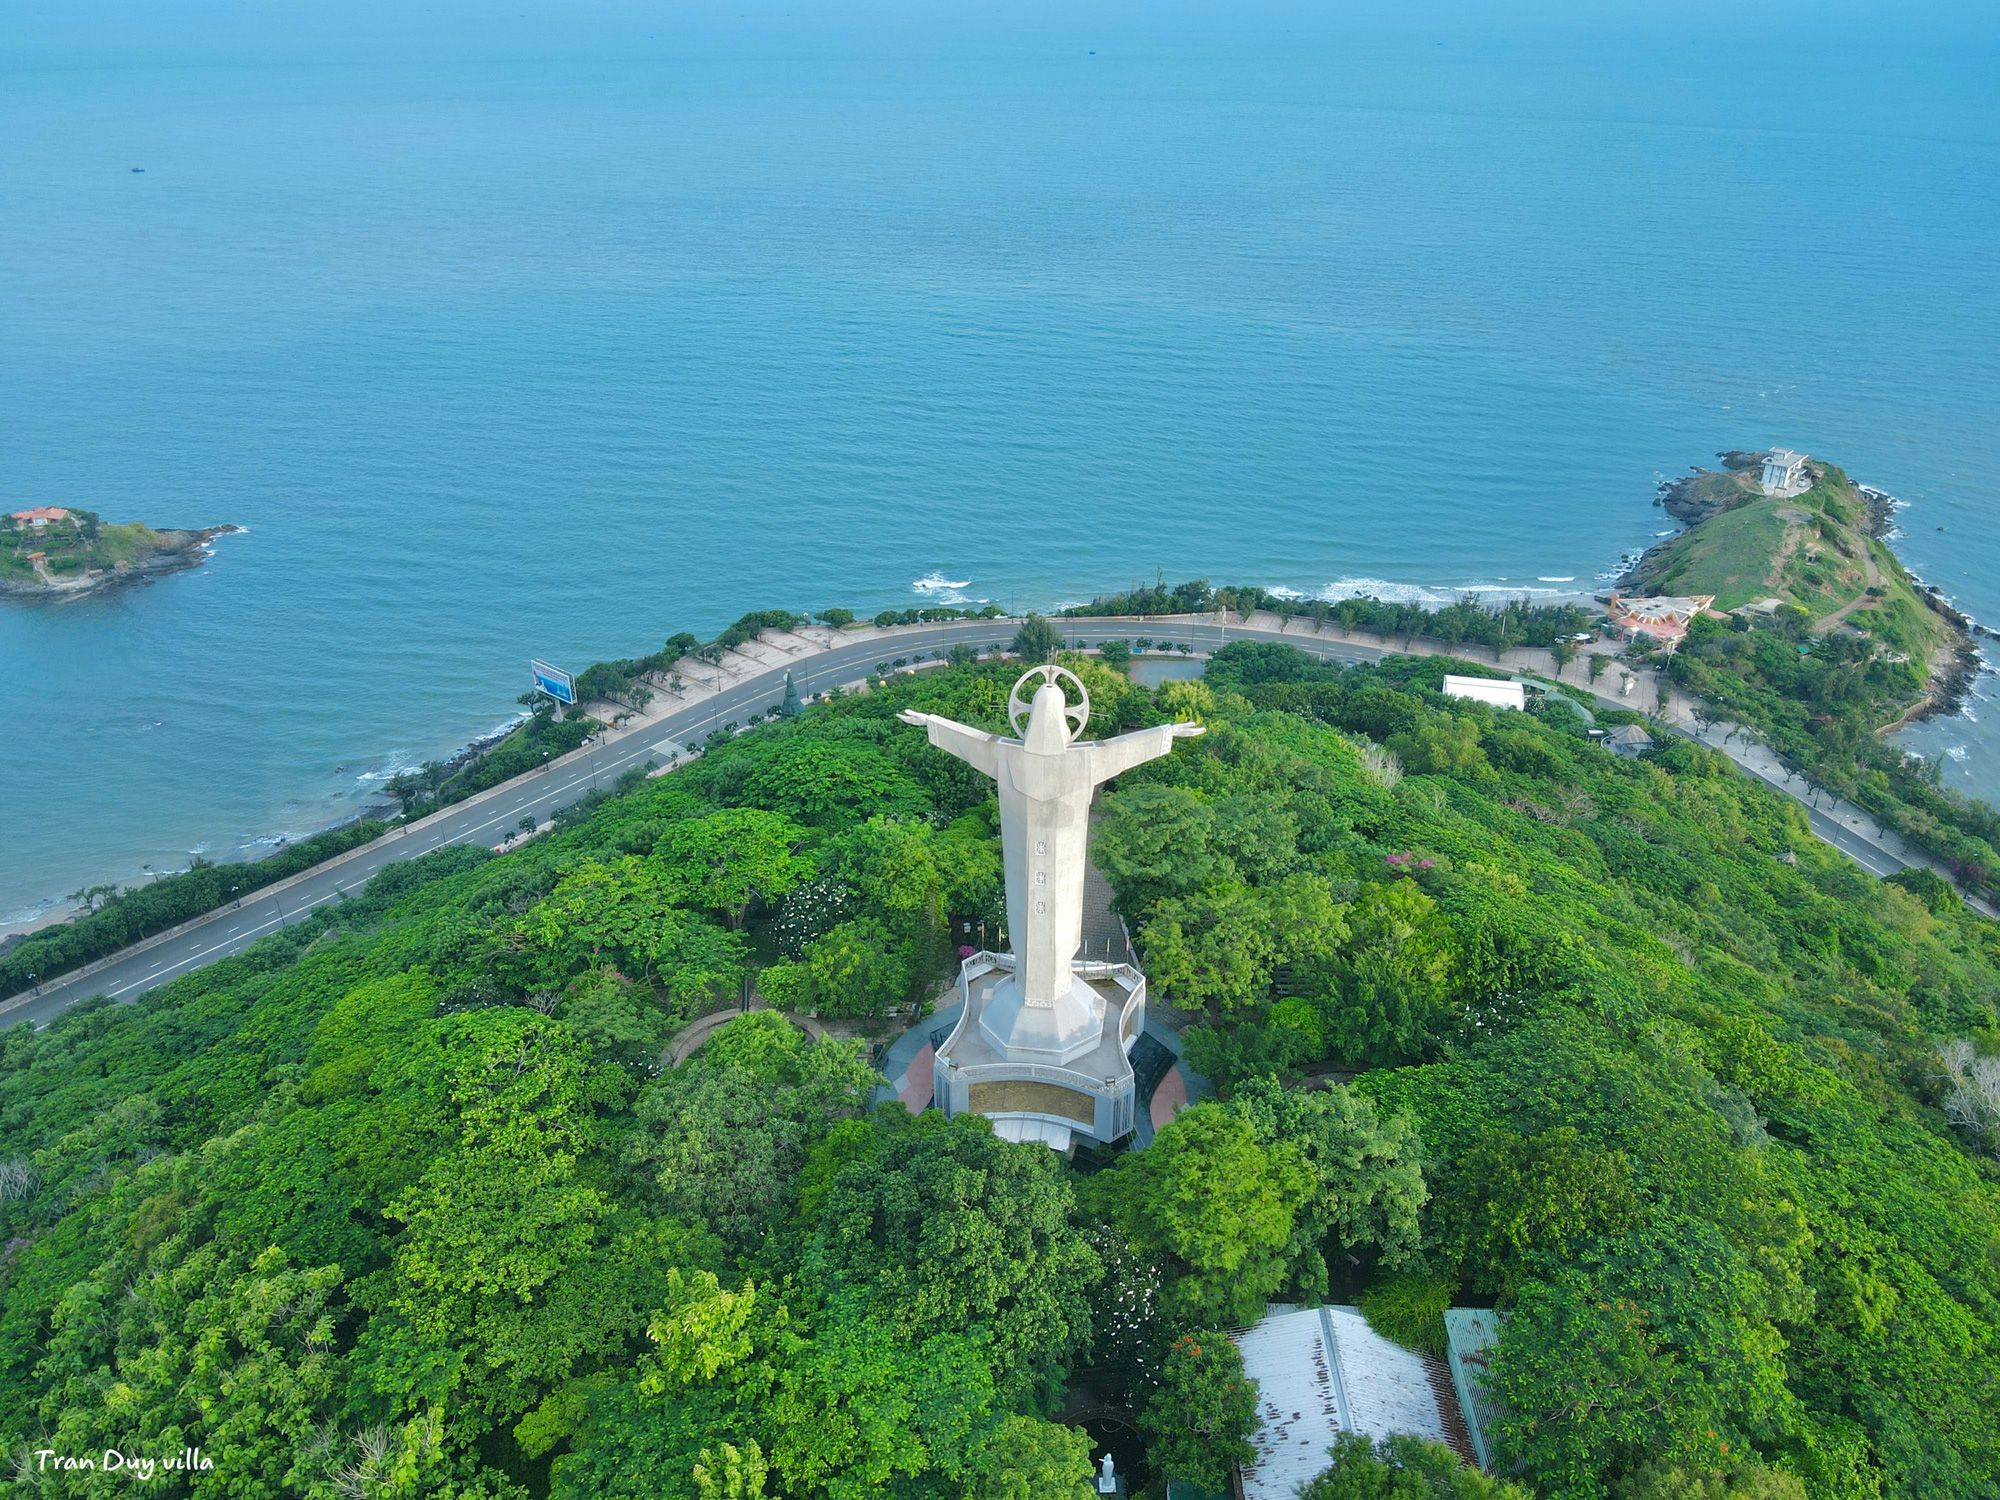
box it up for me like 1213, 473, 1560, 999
933, 950, 1146, 1150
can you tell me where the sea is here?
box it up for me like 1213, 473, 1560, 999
3, 3, 1998, 930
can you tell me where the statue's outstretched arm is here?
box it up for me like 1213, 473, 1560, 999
1085, 721, 1205, 785
896, 710, 1003, 778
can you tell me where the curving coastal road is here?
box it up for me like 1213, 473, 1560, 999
0, 613, 1958, 1030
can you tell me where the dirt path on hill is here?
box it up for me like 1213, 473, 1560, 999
1810, 535, 1884, 632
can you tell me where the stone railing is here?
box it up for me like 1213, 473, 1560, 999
946, 1059, 1126, 1099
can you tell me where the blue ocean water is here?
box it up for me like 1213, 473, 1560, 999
3, 12, 1998, 925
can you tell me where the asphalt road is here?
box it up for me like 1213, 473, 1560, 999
0, 615, 1933, 1029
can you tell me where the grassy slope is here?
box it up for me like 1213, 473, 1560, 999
1, 520, 169, 581
1638, 463, 1953, 667
1642, 498, 1791, 610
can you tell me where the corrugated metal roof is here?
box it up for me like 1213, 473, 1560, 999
1233, 1306, 1478, 1499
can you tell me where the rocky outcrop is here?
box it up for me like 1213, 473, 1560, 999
0, 525, 239, 601
1654, 462, 1762, 526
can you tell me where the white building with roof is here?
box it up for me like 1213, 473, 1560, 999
1231, 1305, 1481, 1500
1442, 675, 1526, 711
1760, 449, 1809, 495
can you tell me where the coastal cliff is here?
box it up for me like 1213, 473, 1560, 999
0, 508, 238, 600
1622, 452, 1977, 723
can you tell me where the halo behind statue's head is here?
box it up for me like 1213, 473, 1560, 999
1008, 664, 1091, 745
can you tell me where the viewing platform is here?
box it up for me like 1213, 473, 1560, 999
933, 950, 1144, 1149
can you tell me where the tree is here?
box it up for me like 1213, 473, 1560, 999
1434, 1127, 1641, 1297
1208, 793, 1302, 883
386, 770, 426, 815
1141, 881, 1282, 1014
1486, 1221, 1798, 1498
1551, 639, 1577, 672
1326, 880, 1458, 1065
800, 918, 912, 1018
694, 1440, 771, 1500
1387, 713, 1487, 776
766, 1292, 1000, 1497
1090, 1102, 1311, 1327
1098, 639, 1132, 669
1011, 613, 1062, 661
1227, 1077, 1427, 1301
739, 738, 928, 829
561, 968, 672, 1068
1300, 1432, 1534, 1500
515, 856, 748, 1003
969, 1414, 1096, 1500
1092, 784, 1220, 916
359, 1010, 677, 1425
819, 816, 946, 939
625, 1016, 874, 1248
655, 808, 812, 928
813, 1111, 1102, 1403
780, 671, 803, 719
1589, 652, 1611, 682
1138, 1330, 1259, 1491
1614, 1458, 1807, 1500
35, 1243, 346, 1496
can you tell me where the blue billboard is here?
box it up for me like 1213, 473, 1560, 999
531, 659, 576, 705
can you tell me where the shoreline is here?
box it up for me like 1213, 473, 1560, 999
0, 713, 525, 941
0, 460, 1983, 939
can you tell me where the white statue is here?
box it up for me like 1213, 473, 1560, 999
899, 665, 1202, 1062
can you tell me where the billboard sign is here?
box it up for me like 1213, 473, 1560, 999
531, 659, 576, 706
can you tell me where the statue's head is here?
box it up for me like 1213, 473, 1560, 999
1008, 664, 1091, 751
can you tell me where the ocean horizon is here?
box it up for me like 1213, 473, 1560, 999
4, 9, 1998, 929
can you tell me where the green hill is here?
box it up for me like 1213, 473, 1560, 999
0, 651, 1995, 1500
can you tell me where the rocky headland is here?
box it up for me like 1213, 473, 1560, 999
0, 509, 239, 601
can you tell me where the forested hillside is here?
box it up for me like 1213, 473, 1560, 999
1, 650, 1996, 1499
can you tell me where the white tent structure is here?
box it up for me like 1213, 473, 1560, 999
1442, 674, 1526, 711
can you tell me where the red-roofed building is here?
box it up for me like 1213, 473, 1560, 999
9, 507, 73, 529
1604, 592, 1718, 649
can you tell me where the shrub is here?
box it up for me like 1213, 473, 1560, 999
1355, 1271, 1455, 1359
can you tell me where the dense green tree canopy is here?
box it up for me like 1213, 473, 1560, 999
2, 645, 1997, 1500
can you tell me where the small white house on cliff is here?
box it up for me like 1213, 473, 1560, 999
1760, 450, 1809, 495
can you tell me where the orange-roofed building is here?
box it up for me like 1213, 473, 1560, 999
1604, 592, 1717, 648
9, 506, 73, 529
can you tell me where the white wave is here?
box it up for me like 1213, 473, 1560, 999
1311, 576, 1580, 608
912, 572, 970, 594
1538, 576, 1575, 582
1654, 529, 1678, 537
0, 898, 65, 936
